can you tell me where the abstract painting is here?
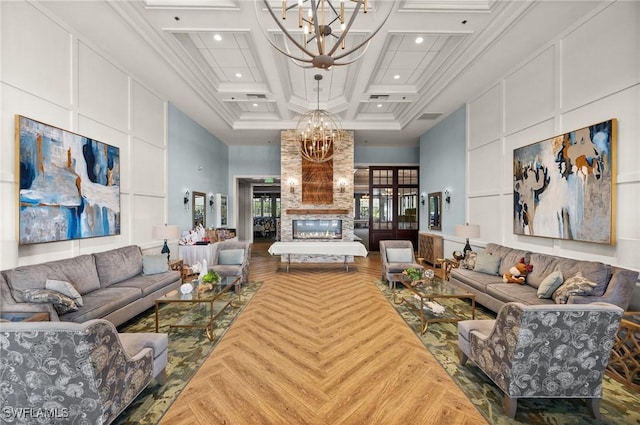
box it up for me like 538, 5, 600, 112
16, 115, 120, 244
513, 119, 616, 244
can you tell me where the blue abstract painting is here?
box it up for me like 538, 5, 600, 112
513, 119, 616, 245
17, 116, 120, 244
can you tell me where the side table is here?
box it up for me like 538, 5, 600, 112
606, 312, 640, 392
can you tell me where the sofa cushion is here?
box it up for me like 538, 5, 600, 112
218, 249, 245, 265
484, 244, 531, 276
386, 248, 413, 263
46, 279, 84, 307
94, 246, 143, 287
486, 283, 555, 307
474, 253, 501, 275
527, 253, 610, 296
552, 272, 598, 304
5, 254, 101, 299
459, 251, 478, 270
20, 288, 79, 315
112, 271, 180, 298
142, 255, 169, 276
60, 287, 141, 322
536, 271, 564, 299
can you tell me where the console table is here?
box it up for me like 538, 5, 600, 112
268, 241, 368, 272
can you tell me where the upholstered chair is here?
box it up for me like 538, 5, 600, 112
379, 240, 424, 288
211, 241, 252, 293
458, 302, 623, 419
0, 319, 167, 425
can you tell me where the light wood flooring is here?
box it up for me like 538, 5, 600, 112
159, 242, 487, 425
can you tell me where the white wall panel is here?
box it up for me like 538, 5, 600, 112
468, 194, 501, 246
132, 138, 164, 196
561, 85, 640, 183
504, 47, 555, 134
617, 182, 640, 240
77, 114, 131, 193
132, 82, 165, 147
561, 2, 639, 111
78, 41, 129, 130
132, 195, 165, 245
468, 83, 501, 148
0, 86, 71, 182
503, 119, 555, 192
468, 140, 501, 195
1, 2, 71, 107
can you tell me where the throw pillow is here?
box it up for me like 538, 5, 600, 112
552, 272, 598, 304
20, 288, 79, 315
142, 254, 169, 276
459, 251, 478, 270
385, 248, 413, 263
45, 279, 84, 307
218, 249, 245, 265
474, 253, 501, 275
536, 271, 564, 299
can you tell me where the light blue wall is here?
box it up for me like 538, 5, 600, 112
354, 145, 419, 165
419, 105, 466, 235
228, 145, 281, 176
168, 103, 228, 232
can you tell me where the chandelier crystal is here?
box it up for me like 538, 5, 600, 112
259, 0, 396, 69
296, 74, 341, 163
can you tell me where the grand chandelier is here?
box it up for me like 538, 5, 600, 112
259, 0, 396, 69
297, 74, 341, 163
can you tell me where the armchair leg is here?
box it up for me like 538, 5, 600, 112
586, 398, 601, 420
504, 395, 517, 419
458, 349, 468, 366
157, 369, 167, 385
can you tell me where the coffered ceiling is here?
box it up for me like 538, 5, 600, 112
38, 0, 604, 147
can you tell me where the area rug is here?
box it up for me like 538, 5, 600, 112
374, 280, 640, 425
112, 281, 262, 425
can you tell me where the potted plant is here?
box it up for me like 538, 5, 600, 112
403, 267, 425, 287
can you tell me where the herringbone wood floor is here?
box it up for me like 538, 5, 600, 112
159, 242, 487, 425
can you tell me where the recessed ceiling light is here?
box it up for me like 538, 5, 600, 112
253, 103, 258, 107
213, 34, 222, 41
377, 104, 382, 108
393, 75, 400, 80
235, 73, 242, 78
415, 36, 424, 44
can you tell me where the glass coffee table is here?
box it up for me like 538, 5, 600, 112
155, 277, 239, 340
391, 273, 475, 334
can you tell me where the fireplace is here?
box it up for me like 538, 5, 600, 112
293, 219, 342, 240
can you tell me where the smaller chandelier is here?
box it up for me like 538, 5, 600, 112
297, 74, 341, 163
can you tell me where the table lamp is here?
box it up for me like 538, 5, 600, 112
455, 223, 480, 256
152, 224, 180, 261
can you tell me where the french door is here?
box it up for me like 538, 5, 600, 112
369, 166, 419, 251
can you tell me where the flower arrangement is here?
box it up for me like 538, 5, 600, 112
403, 267, 425, 287
201, 271, 220, 284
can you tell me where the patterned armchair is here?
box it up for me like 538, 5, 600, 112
458, 302, 623, 419
0, 319, 167, 425
211, 241, 252, 293
379, 240, 424, 288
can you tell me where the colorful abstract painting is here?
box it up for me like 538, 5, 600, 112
513, 119, 616, 244
16, 116, 120, 244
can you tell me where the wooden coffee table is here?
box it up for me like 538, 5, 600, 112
155, 277, 239, 340
391, 273, 475, 334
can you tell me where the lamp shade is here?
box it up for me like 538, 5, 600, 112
455, 224, 480, 239
152, 224, 180, 240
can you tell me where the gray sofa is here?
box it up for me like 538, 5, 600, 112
449, 243, 639, 313
0, 245, 181, 326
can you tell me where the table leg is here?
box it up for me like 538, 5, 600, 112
287, 254, 291, 272
155, 302, 160, 333
344, 255, 348, 271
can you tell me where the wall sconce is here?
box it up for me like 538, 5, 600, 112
184, 190, 190, 210
287, 178, 297, 193
444, 188, 451, 205
338, 178, 348, 193
209, 193, 214, 211
420, 192, 427, 206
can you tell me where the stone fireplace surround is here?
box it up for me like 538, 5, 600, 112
279, 129, 355, 263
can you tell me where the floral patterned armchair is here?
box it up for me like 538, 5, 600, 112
458, 302, 623, 419
0, 319, 167, 425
